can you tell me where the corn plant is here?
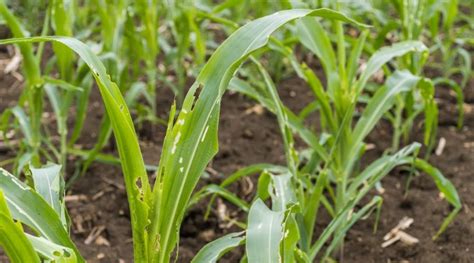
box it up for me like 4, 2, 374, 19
0, 8, 380, 262
339, 0, 469, 149
200, 67, 460, 262
0, 164, 82, 262
0, 0, 43, 168
195, 9, 461, 263
0, 0, 164, 181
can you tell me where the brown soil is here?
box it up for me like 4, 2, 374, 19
0, 51, 473, 263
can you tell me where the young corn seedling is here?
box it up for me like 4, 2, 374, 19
0, 8, 379, 263
384, 0, 443, 152
0, 0, 43, 168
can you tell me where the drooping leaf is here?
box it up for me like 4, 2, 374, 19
412, 158, 461, 239
190, 184, 250, 212
296, 17, 337, 76
27, 234, 77, 263
192, 232, 245, 263
355, 41, 427, 94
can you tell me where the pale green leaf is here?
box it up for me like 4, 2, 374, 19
247, 199, 285, 263
27, 234, 77, 263
30, 163, 63, 216
0, 167, 82, 261
355, 41, 427, 94
0, 190, 40, 263
192, 232, 245, 263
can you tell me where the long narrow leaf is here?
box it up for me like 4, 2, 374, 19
192, 232, 245, 263
0, 191, 40, 263
355, 41, 427, 94
0, 36, 151, 260
0, 168, 82, 261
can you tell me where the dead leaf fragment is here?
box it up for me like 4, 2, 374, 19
95, 235, 111, 247
244, 104, 264, 116
382, 217, 418, 248
65, 194, 88, 202
85, 225, 106, 245
435, 137, 446, 156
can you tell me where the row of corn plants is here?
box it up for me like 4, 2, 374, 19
328, 0, 472, 150
0, 2, 466, 263
193, 3, 462, 261
0, 0, 220, 182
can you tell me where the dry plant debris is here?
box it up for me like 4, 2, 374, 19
382, 217, 419, 248
435, 137, 447, 156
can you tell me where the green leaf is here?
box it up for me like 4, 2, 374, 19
433, 78, 463, 129
247, 199, 285, 263
27, 234, 77, 263
355, 41, 427, 94
30, 163, 63, 216
191, 184, 250, 212
418, 78, 438, 146
282, 215, 300, 263
352, 70, 420, 148
43, 76, 84, 92
412, 159, 461, 239
302, 171, 327, 250
51, 0, 74, 81
0, 168, 82, 261
11, 106, 33, 146
0, 36, 150, 261
229, 77, 329, 161
323, 196, 383, 258
152, 9, 363, 262
347, 70, 421, 174
257, 171, 272, 202
221, 163, 287, 189
0, 190, 40, 263
296, 17, 337, 76
347, 143, 422, 194
310, 144, 421, 260
254, 59, 298, 175
302, 65, 336, 132
192, 232, 245, 263
347, 30, 369, 85
347, 143, 460, 239
0, 0, 41, 85
271, 173, 296, 212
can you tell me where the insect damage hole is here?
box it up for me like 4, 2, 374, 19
135, 177, 145, 202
